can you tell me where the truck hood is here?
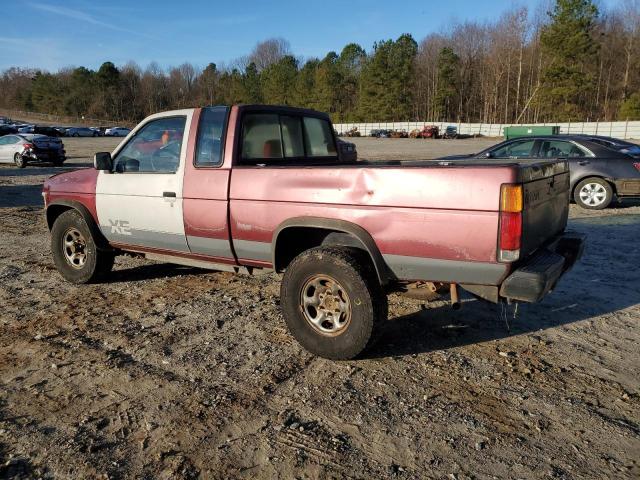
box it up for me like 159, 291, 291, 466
44, 167, 98, 194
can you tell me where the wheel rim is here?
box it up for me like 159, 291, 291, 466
62, 227, 88, 269
300, 275, 351, 336
14, 154, 23, 166
579, 182, 607, 207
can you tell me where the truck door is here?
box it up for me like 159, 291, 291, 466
95, 110, 193, 252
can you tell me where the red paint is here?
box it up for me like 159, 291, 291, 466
229, 166, 515, 263
182, 108, 234, 257
110, 242, 238, 265
44, 168, 98, 221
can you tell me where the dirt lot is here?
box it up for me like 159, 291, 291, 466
1, 137, 639, 479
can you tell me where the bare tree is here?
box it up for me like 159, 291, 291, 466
248, 38, 291, 71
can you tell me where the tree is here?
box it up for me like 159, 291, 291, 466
619, 92, 640, 119
434, 47, 460, 120
261, 55, 298, 105
538, 0, 599, 120
242, 63, 263, 103
359, 34, 417, 121
248, 38, 291, 71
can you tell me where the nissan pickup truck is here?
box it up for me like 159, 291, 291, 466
43, 105, 585, 360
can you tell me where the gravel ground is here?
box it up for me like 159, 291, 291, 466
0, 136, 639, 479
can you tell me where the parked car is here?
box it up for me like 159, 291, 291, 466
342, 127, 361, 138
371, 129, 392, 138
443, 126, 458, 139
43, 104, 583, 360
89, 127, 104, 136
18, 125, 34, 134
105, 127, 131, 137
0, 125, 18, 136
0, 134, 66, 167
54, 126, 72, 136
390, 130, 408, 138
336, 138, 357, 162
411, 125, 439, 139
34, 125, 65, 137
439, 135, 640, 209
67, 127, 99, 137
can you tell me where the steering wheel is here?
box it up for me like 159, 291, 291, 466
150, 141, 180, 172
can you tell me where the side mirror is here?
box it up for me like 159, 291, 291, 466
94, 152, 112, 170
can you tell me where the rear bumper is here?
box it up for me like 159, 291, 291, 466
499, 232, 585, 303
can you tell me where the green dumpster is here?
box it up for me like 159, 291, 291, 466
503, 125, 559, 140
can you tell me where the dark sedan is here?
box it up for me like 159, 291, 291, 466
440, 135, 640, 209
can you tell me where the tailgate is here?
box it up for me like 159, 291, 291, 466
519, 160, 570, 257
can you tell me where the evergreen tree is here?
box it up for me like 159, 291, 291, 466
538, 0, 599, 120
434, 47, 460, 120
619, 92, 640, 120
261, 55, 298, 105
242, 63, 263, 103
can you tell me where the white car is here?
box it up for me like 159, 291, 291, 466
0, 134, 66, 167
105, 127, 131, 137
17, 125, 34, 133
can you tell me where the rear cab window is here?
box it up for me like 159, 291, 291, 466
239, 111, 337, 165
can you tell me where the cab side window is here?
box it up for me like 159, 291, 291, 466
491, 139, 536, 158
113, 116, 186, 173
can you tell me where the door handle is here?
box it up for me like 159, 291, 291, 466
163, 191, 176, 198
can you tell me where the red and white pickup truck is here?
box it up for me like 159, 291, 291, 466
43, 105, 584, 359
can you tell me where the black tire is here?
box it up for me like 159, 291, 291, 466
14, 153, 26, 168
53, 159, 64, 167
51, 210, 114, 284
73, 133, 79, 137
280, 247, 388, 360
574, 177, 613, 210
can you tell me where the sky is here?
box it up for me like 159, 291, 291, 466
0, 0, 622, 72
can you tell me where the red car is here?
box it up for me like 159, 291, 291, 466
43, 105, 584, 359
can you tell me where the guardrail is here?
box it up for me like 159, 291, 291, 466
334, 120, 640, 139
0, 108, 135, 128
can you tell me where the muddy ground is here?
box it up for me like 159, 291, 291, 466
0, 137, 639, 479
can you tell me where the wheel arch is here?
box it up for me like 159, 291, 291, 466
572, 175, 616, 198
46, 200, 112, 250
272, 217, 395, 286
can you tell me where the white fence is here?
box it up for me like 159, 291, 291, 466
334, 120, 640, 139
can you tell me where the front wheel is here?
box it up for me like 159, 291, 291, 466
280, 247, 388, 360
51, 210, 114, 284
574, 177, 613, 210
14, 153, 26, 168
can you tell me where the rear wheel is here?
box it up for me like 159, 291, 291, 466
574, 177, 612, 210
51, 210, 114, 284
280, 247, 387, 360
14, 153, 26, 168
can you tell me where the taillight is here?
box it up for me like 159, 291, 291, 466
499, 184, 523, 262
22, 143, 34, 150
633, 162, 640, 172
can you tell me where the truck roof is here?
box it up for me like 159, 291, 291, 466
210, 104, 332, 120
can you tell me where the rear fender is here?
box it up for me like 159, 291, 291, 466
272, 217, 395, 286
